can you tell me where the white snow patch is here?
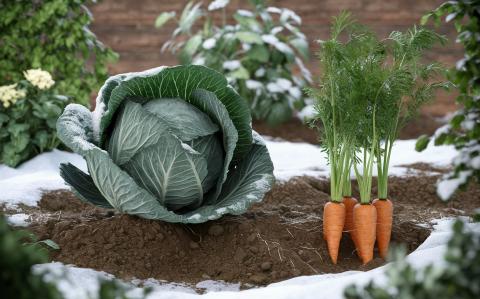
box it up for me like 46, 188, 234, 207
203, 38, 217, 49
7, 213, 30, 227
208, 0, 229, 11
0, 150, 86, 207
297, 105, 316, 122
246, 80, 263, 90
255, 68, 266, 77
236, 9, 254, 17
266, 7, 282, 14
223, 60, 241, 70
437, 170, 472, 200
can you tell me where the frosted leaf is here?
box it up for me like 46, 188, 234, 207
255, 68, 266, 77
266, 82, 283, 93
262, 34, 279, 45
208, 0, 229, 11
266, 7, 282, 14
276, 78, 292, 90
289, 86, 301, 99
271, 26, 283, 35
295, 57, 313, 83
280, 8, 302, 25
237, 9, 254, 17
192, 56, 206, 65
223, 60, 241, 70
246, 80, 263, 90
202, 38, 217, 49
437, 170, 472, 200
242, 43, 252, 51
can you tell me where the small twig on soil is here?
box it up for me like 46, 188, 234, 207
257, 233, 271, 257
286, 228, 294, 239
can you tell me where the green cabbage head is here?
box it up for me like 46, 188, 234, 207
56, 65, 274, 223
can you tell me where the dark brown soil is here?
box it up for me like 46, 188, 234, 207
253, 114, 443, 144
20, 173, 479, 287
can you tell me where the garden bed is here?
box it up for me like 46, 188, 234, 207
13, 173, 478, 289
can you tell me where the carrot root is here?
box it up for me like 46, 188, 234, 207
373, 198, 393, 259
342, 196, 358, 233
353, 203, 377, 264
323, 201, 346, 264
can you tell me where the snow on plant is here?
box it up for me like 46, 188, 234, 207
57, 65, 275, 223
0, 69, 69, 167
154, 0, 312, 126
416, 0, 480, 201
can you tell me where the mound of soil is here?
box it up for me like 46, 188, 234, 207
253, 114, 443, 144
24, 174, 479, 287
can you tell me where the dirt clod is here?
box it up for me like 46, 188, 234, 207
208, 225, 224, 236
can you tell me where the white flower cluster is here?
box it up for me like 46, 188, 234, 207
23, 68, 55, 90
0, 84, 26, 108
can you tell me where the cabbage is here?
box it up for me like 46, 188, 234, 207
57, 65, 274, 223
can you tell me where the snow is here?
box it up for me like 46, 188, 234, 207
0, 150, 86, 207
223, 60, 241, 70
208, 0, 229, 11
297, 105, 316, 122
29, 218, 477, 299
203, 38, 217, 49
254, 68, 266, 77
0, 139, 456, 207
437, 170, 472, 200
265, 139, 457, 181
7, 213, 30, 227
246, 80, 263, 90
236, 9, 254, 17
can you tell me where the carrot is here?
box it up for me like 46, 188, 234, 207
353, 203, 377, 264
342, 196, 358, 233
373, 198, 393, 259
323, 201, 346, 264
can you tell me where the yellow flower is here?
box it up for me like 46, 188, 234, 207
0, 84, 26, 108
23, 68, 55, 90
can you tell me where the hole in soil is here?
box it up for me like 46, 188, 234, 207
26, 175, 457, 288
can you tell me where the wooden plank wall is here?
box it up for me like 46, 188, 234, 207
89, 0, 463, 115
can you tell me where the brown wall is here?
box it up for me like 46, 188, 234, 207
89, 0, 463, 115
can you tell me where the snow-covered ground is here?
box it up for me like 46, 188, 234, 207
0, 137, 462, 298
0, 139, 456, 208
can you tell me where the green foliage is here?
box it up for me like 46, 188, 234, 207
0, 70, 70, 167
344, 218, 480, 299
416, 0, 480, 200
374, 26, 450, 199
57, 65, 275, 223
0, 0, 118, 106
155, 0, 312, 126
0, 215, 63, 299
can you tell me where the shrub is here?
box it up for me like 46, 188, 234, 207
155, 0, 312, 126
0, 69, 70, 167
0, 0, 118, 106
57, 65, 275, 223
416, 0, 480, 200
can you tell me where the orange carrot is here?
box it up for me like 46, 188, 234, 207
353, 203, 377, 264
373, 198, 393, 259
342, 196, 358, 233
323, 201, 346, 264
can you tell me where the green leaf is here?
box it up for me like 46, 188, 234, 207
155, 11, 176, 28
246, 45, 269, 62
235, 31, 263, 44
188, 134, 223, 194
85, 147, 183, 222
189, 88, 238, 203
229, 66, 250, 80
60, 163, 113, 209
415, 135, 430, 152
289, 37, 309, 59
266, 101, 293, 127
144, 98, 219, 141
181, 132, 275, 223
56, 104, 96, 156
123, 131, 208, 211
179, 34, 202, 64
38, 239, 60, 250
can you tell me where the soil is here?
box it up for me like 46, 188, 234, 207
11, 173, 478, 289
253, 114, 443, 144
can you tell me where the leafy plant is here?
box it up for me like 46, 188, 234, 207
0, 215, 63, 299
57, 65, 275, 223
344, 218, 480, 299
374, 27, 449, 200
0, 0, 118, 106
0, 69, 70, 167
416, 0, 480, 201
155, 0, 312, 126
